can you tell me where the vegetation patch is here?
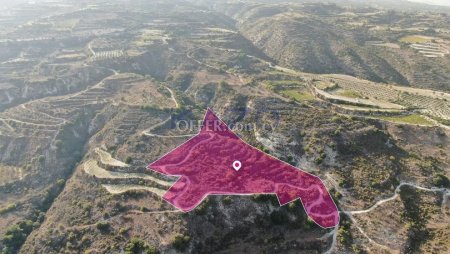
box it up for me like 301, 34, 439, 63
0, 203, 18, 215
337, 89, 363, 99
172, 234, 191, 251
432, 174, 450, 188
0, 165, 25, 186
125, 238, 158, 254
280, 89, 315, 101
399, 35, 432, 44
2, 220, 35, 254
399, 186, 431, 253
377, 114, 433, 126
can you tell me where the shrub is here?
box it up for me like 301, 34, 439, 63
96, 221, 110, 232
2, 220, 34, 253
54, 140, 63, 150
38, 155, 46, 163
337, 227, 352, 246
140, 206, 149, 212
352, 244, 366, 254
252, 194, 279, 206
119, 227, 129, 235
433, 174, 450, 188
125, 237, 158, 254
315, 152, 326, 164
333, 126, 342, 136
172, 234, 190, 251
194, 198, 209, 215
125, 156, 133, 164
0, 203, 17, 215
56, 179, 65, 187
331, 116, 341, 122
337, 216, 353, 247
222, 196, 232, 205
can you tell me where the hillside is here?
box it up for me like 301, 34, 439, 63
211, 2, 450, 92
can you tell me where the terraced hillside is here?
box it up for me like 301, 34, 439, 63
210, 2, 450, 92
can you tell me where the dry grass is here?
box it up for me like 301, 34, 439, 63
399, 35, 433, 44
83, 159, 172, 187
280, 89, 315, 101
95, 148, 129, 168
0, 165, 25, 186
378, 114, 434, 126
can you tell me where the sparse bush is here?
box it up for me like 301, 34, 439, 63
54, 139, 63, 151
330, 188, 342, 200
96, 221, 110, 232
432, 174, 450, 188
315, 152, 326, 164
67, 232, 77, 242
194, 198, 209, 215
331, 116, 341, 122
222, 196, 232, 205
172, 234, 190, 251
0, 203, 17, 215
119, 227, 129, 235
125, 156, 132, 164
38, 155, 45, 163
338, 227, 352, 246
2, 220, 34, 253
352, 244, 366, 254
56, 179, 65, 187
399, 185, 430, 252
252, 194, 279, 206
125, 237, 158, 254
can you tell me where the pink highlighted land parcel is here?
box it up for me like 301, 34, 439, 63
148, 109, 339, 228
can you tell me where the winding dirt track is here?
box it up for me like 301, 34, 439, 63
324, 175, 450, 254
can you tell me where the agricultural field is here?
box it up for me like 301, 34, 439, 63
309, 74, 450, 125
377, 114, 434, 126
280, 89, 315, 101
133, 29, 170, 47
399, 35, 434, 44
83, 149, 174, 196
399, 35, 450, 58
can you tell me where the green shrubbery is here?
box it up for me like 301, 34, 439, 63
194, 198, 209, 215
432, 174, 450, 188
337, 215, 353, 248
125, 238, 158, 254
2, 220, 34, 254
399, 186, 430, 252
96, 221, 110, 232
252, 194, 279, 206
172, 234, 191, 251
0, 203, 17, 215
222, 196, 232, 205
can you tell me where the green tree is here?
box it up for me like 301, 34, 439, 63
2, 220, 34, 253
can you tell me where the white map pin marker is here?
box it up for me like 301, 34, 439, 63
233, 160, 242, 171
